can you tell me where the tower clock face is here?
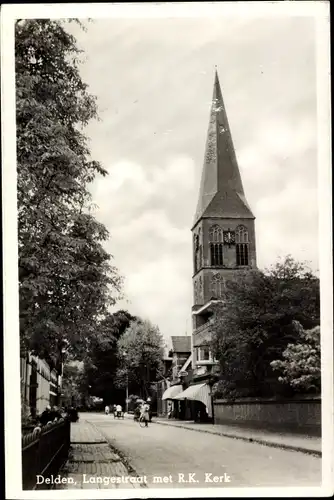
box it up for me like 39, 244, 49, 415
223, 230, 235, 244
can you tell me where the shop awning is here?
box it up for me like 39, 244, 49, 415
162, 384, 183, 400
174, 383, 212, 417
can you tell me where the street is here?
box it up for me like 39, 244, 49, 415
80, 412, 321, 489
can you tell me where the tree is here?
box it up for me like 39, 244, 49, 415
61, 362, 84, 407
80, 310, 138, 404
116, 319, 165, 399
212, 256, 320, 398
16, 19, 122, 361
270, 322, 321, 394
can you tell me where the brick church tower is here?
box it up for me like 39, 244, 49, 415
192, 70, 257, 378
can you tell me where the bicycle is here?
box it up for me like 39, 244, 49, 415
138, 415, 148, 428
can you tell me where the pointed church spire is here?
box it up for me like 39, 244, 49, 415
193, 70, 254, 227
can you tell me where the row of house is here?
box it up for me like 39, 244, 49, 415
20, 352, 63, 419
157, 70, 257, 422
157, 334, 218, 422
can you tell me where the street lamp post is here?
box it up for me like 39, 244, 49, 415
126, 370, 129, 414
122, 351, 129, 414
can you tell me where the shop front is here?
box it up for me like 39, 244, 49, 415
174, 382, 213, 422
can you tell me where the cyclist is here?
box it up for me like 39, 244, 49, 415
134, 404, 141, 422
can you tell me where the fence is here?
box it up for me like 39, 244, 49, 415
22, 418, 71, 490
213, 396, 321, 436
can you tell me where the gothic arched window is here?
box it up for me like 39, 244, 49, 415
210, 273, 225, 299
194, 232, 202, 273
236, 225, 249, 266
209, 225, 223, 266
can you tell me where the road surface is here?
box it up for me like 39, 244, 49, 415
80, 412, 321, 489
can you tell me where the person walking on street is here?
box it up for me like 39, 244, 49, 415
116, 404, 123, 418
140, 401, 150, 427
105, 405, 110, 416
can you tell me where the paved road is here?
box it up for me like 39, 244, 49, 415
80, 412, 321, 489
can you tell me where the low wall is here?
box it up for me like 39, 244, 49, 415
213, 396, 321, 436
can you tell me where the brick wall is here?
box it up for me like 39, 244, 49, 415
213, 397, 321, 436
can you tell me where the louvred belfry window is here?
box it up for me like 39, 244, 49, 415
236, 225, 249, 266
209, 225, 223, 266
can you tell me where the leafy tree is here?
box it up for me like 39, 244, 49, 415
116, 319, 165, 399
212, 256, 320, 398
61, 362, 84, 407
16, 19, 122, 361
80, 310, 138, 404
271, 322, 321, 394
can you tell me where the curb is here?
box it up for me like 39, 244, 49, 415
152, 420, 322, 458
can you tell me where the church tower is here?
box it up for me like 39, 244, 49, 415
192, 70, 257, 374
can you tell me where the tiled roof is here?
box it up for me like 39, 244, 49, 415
171, 336, 191, 353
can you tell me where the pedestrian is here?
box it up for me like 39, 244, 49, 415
61, 407, 69, 419
105, 405, 110, 416
134, 404, 141, 422
52, 405, 62, 421
140, 401, 150, 427
146, 397, 153, 422
167, 401, 172, 419
116, 404, 122, 418
39, 406, 52, 426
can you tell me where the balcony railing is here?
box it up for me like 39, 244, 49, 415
193, 362, 220, 377
194, 319, 214, 335
195, 359, 219, 366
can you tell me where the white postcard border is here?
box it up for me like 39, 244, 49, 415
1, 2, 332, 499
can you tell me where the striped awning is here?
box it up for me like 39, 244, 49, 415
174, 383, 212, 417
162, 385, 183, 400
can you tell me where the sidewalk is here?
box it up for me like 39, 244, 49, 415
125, 413, 321, 456
55, 418, 144, 489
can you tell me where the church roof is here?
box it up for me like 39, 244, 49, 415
193, 70, 254, 227
171, 336, 191, 353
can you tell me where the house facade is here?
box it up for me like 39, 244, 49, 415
21, 352, 63, 419
169, 336, 192, 380
156, 356, 173, 416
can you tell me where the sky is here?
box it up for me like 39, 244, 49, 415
67, 14, 318, 347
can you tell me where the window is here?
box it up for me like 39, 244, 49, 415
210, 273, 225, 299
235, 225, 249, 243
193, 234, 198, 273
209, 225, 223, 243
197, 347, 211, 362
209, 225, 223, 266
236, 225, 249, 266
194, 279, 199, 303
194, 231, 202, 273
